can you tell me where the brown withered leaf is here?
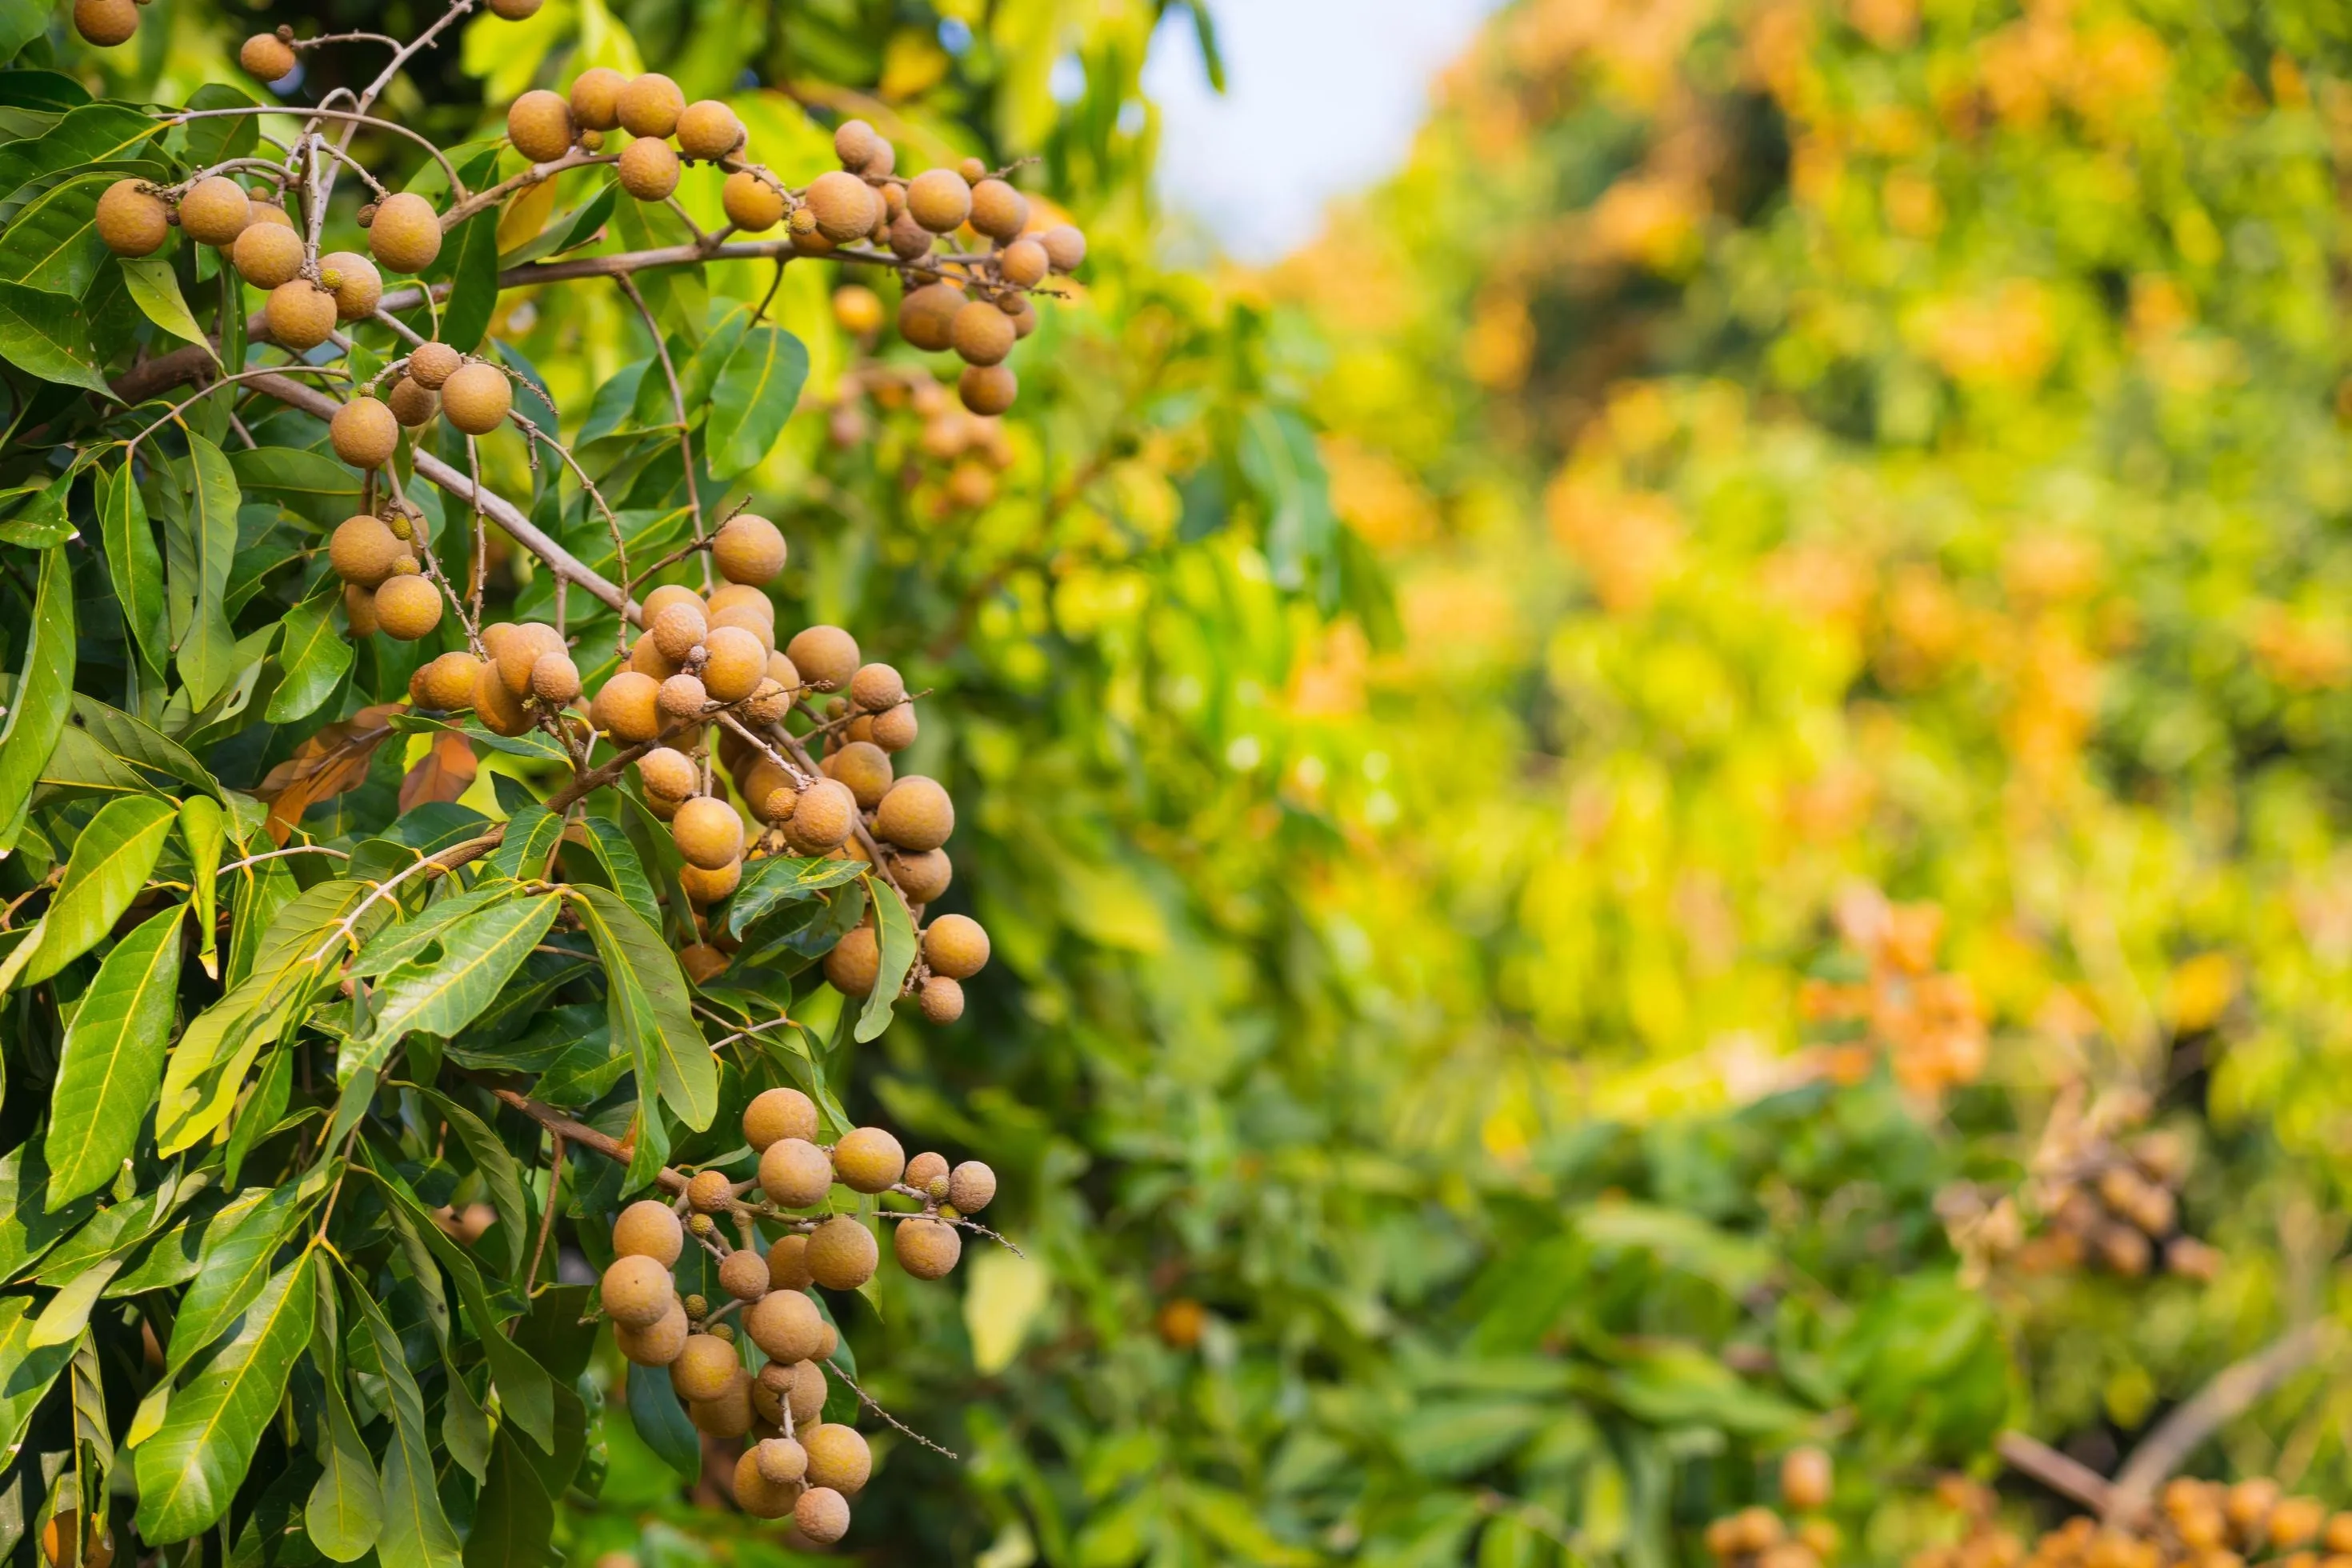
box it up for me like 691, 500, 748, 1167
255, 702, 404, 845
399, 730, 478, 812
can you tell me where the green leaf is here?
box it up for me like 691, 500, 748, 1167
171, 433, 242, 708
227, 446, 364, 528
165, 1180, 304, 1376
306, 1254, 382, 1562
0, 1294, 75, 1462
626, 1361, 702, 1481
71, 694, 222, 798
264, 582, 355, 724
27, 1253, 121, 1346
179, 794, 224, 976
577, 813, 660, 933
0, 103, 157, 195
485, 802, 563, 879
440, 206, 502, 353
120, 255, 214, 352
463, 1428, 555, 1568
8, 793, 177, 990
43, 902, 186, 1204
352, 881, 520, 977
0, 544, 76, 854
706, 318, 808, 476
0, 470, 73, 547
135, 1250, 316, 1542
222, 1044, 294, 1187
0, 280, 111, 394
182, 82, 262, 170
570, 883, 718, 1131
348, 1271, 463, 1568
718, 852, 865, 936
0, 1141, 94, 1283
98, 461, 168, 678
857, 874, 917, 1042
349, 894, 558, 1081
414, 1087, 530, 1280
0, 171, 111, 295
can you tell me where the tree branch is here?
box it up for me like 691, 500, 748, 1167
1996, 1432, 2114, 1514
2105, 1322, 2336, 1521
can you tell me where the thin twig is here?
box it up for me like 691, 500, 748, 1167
614, 274, 710, 591
828, 1362, 958, 1459
1996, 1432, 2113, 1514
528, 1133, 566, 1293
2105, 1322, 2336, 1521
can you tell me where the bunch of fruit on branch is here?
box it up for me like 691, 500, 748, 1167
1797, 890, 1989, 1100
818, 309, 1022, 513
1908, 1475, 2352, 1568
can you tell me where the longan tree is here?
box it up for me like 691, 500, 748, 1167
0, 0, 1090, 1559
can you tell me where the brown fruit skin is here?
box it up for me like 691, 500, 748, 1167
240, 32, 297, 79
948, 1160, 996, 1213
756, 1437, 808, 1486
628, 630, 681, 680
678, 942, 729, 984
97, 180, 169, 257
486, 0, 542, 16
950, 299, 1016, 366
708, 603, 774, 653
569, 66, 626, 130
802, 1423, 872, 1495
386, 377, 438, 427
375, 576, 443, 641
231, 221, 304, 287
713, 514, 788, 585
1040, 223, 1087, 272
759, 1138, 834, 1208
673, 796, 746, 870
917, 974, 964, 1022
744, 1086, 819, 1150
676, 100, 744, 158
678, 860, 740, 906
330, 515, 405, 587
731, 1447, 798, 1519
617, 138, 682, 202
831, 1127, 905, 1194
795, 1487, 851, 1546
833, 285, 883, 337
657, 672, 708, 721
330, 398, 400, 468
709, 581, 775, 624
73, 0, 138, 45
822, 930, 876, 1002
689, 1373, 754, 1438
876, 775, 954, 851
614, 1301, 689, 1366
906, 1151, 950, 1190
1781, 1447, 1832, 1511
486, 620, 566, 695
474, 661, 534, 736
440, 363, 513, 434
899, 282, 965, 351
718, 1247, 771, 1303
806, 1214, 878, 1290
767, 1233, 815, 1292
745, 1286, 827, 1362
806, 169, 879, 242
366, 192, 443, 274
613, 1198, 685, 1264
601, 1253, 676, 1327
968, 178, 1029, 241
636, 746, 698, 802
617, 74, 685, 138
722, 170, 785, 232
894, 1216, 963, 1280
959, 363, 1018, 416
686, 1169, 736, 1214
848, 662, 905, 712
649, 601, 706, 662
998, 237, 1050, 289
670, 1333, 740, 1402
508, 90, 577, 164
906, 167, 972, 233
186, 182, 254, 250
410, 650, 482, 712
887, 847, 951, 903
788, 780, 858, 854
590, 671, 663, 742
886, 209, 935, 261
530, 651, 582, 705
834, 118, 881, 170
266, 281, 339, 350
871, 701, 920, 752
320, 250, 382, 320
826, 741, 893, 810
786, 625, 860, 690
697, 625, 765, 704
922, 912, 990, 978
744, 678, 793, 726
406, 341, 462, 389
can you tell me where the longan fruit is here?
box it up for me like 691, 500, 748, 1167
722, 170, 784, 232
870, 702, 919, 752
636, 746, 698, 802
894, 1216, 962, 1279
320, 250, 382, 320
386, 377, 438, 427
959, 363, 1017, 416
998, 237, 1050, 289
613, 1198, 685, 1263
679, 859, 740, 905
905, 167, 971, 234
848, 662, 904, 712
795, 1487, 851, 1546
230, 221, 304, 287
898, 281, 965, 352
569, 66, 626, 130
806, 170, 878, 243
647, 601, 706, 662
673, 796, 745, 870
745, 1286, 826, 1362
759, 1137, 834, 1208
806, 1215, 878, 1292
39, 1512, 111, 1568
614, 1301, 689, 1366
601, 1253, 675, 1327
366, 192, 442, 274
2323, 1514, 2352, 1554
905, 1150, 949, 1190
486, 620, 565, 695
730, 1446, 797, 1519
74, 0, 138, 45
713, 513, 788, 585
757, 1436, 808, 1486
247, 199, 294, 230
826, 741, 893, 810
374, 579, 446, 643
240, 31, 296, 81
802, 1423, 870, 1495
785, 626, 860, 690
694, 625, 764, 703
439, 362, 511, 434
948, 1160, 995, 1212
950, 300, 1015, 367
831, 118, 880, 170
967, 178, 1028, 242
176, 176, 251, 246
676, 100, 743, 159
831, 1127, 904, 1194
876, 775, 954, 851
97, 179, 169, 257
409, 650, 481, 711
744, 678, 793, 726
265, 280, 338, 351
330, 398, 399, 469
628, 630, 682, 680
2273, 1501, 2326, 1549
816, 926, 878, 997
833, 285, 883, 337
922, 913, 989, 978
487, 0, 542, 17
618, 138, 681, 202
1004, 293, 1038, 341
917, 974, 964, 1022
617, 73, 684, 138
529, 651, 581, 705
689, 1374, 754, 1438
708, 581, 775, 623
787, 779, 858, 853
678, 942, 729, 983
507, 90, 576, 164
767, 1233, 814, 1292
657, 672, 708, 721
406, 341, 462, 390
330, 514, 405, 587
686, 1169, 736, 1213
590, 670, 663, 742
745, 1086, 818, 1150
708, 602, 775, 651
716, 1247, 771, 1304
886, 210, 934, 262
473, 660, 533, 736
1782, 1447, 1832, 1511
669, 1332, 739, 1401
742, 760, 798, 824
887, 847, 951, 903
1040, 224, 1086, 272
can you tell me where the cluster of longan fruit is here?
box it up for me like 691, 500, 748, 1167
818, 345, 1018, 514
1798, 895, 1987, 1098
1706, 1450, 1842, 1568
596, 1086, 994, 1544
1914, 1479, 2352, 1568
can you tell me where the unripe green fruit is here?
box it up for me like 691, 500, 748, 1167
832, 1127, 904, 1194
713, 513, 788, 585
888, 846, 951, 903
614, 1301, 689, 1366
718, 1248, 771, 1302
822, 923, 879, 995
592, 671, 663, 742
658, 672, 708, 722
439, 362, 511, 434
731, 1447, 797, 1519
759, 1138, 834, 1208
756, 1436, 808, 1485
507, 90, 577, 164
266, 280, 339, 351
950, 299, 1015, 366
806, 170, 878, 243
366, 192, 442, 274
959, 363, 1018, 416
686, 1169, 736, 1213
795, 1486, 851, 1546
601, 1253, 674, 1327
802, 1423, 871, 1495
375, 576, 444, 641
618, 138, 681, 202
906, 167, 972, 234
723, 170, 785, 232
406, 341, 462, 389
330, 514, 405, 587
673, 796, 745, 871
922, 913, 990, 978
999, 237, 1050, 289
409, 651, 482, 712
876, 775, 954, 851
473, 659, 533, 736
676, 99, 744, 159
320, 250, 381, 320
178, 176, 252, 246
767, 1233, 814, 1291
745, 1286, 826, 1362
918, 974, 964, 1022
948, 1160, 996, 1213
330, 398, 399, 468
825, 740, 893, 810
899, 282, 965, 351
617, 73, 684, 138
744, 1086, 818, 1150
637, 746, 698, 802
97, 180, 169, 257
240, 32, 296, 81
230, 222, 305, 287
785, 625, 860, 689
569, 66, 626, 130
895, 1216, 962, 1279
613, 1198, 685, 1264
806, 1214, 878, 1290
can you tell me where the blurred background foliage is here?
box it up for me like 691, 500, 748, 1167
27, 0, 2352, 1562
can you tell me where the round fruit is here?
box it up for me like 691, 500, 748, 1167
590, 671, 662, 742
731, 1446, 796, 1519
473, 661, 533, 736
803, 1423, 871, 1494
950, 299, 1015, 366
507, 90, 576, 164
672, 796, 745, 870
676, 99, 743, 158
888, 847, 951, 903
178, 177, 252, 246
785, 625, 860, 690
833, 118, 880, 170
922, 913, 990, 978
744, 1086, 818, 1150
689, 1374, 754, 1437
948, 1160, 997, 1213
871, 701, 920, 751
248, 200, 295, 230
767, 1233, 814, 1291
266, 281, 338, 350
439, 363, 511, 434
906, 167, 972, 234
806, 170, 878, 243
1782, 1447, 1832, 1511
831, 1127, 904, 1194
366, 192, 442, 274
628, 630, 680, 679
744, 678, 793, 725
678, 860, 740, 905
722, 170, 785, 231
918, 974, 964, 1022
344, 583, 381, 637
409, 650, 481, 711
847, 663, 903, 713
330, 398, 399, 468
486, 621, 565, 695
617, 73, 685, 138
789, 779, 858, 854
386, 377, 438, 427
407, 341, 462, 389
826, 741, 892, 810
700, 625, 769, 702
795, 1487, 850, 1546
569, 66, 626, 130
758, 1138, 834, 1208
97, 180, 169, 257
320, 250, 382, 319
330, 515, 405, 587
806, 1214, 878, 1290
614, 1301, 689, 1366
999, 237, 1050, 289
374, 576, 442, 641
708, 582, 775, 624
745, 1286, 826, 1362
757, 1436, 807, 1486
38, 1510, 111, 1568
617, 138, 681, 202
876, 775, 954, 850
529, 651, 581, 704
713, 513, 787, 584
959, 363, 1017, 415
678, 942, 728, 984
487, 0, 542, 16
671, 1333, 739, 1402
742, 760, 798, 824
1041, 223, 1087, 272
718, 1248, 771, 1303
613, 1198, 684, 1264
601, 1254, 674, 1328
888, 209, 935, 260
686, 1170, 735, 1213
905, 1151, 949, 1190
649, 601, 706, 662
636, 746, 697, 802
898, 282, 964, 351
240, 32, 297, 80
895, 1216, 962, 1278
833, 285, 883, 336
707, 600, 774, 650
657, 672, 707, 721
231, 221, 304, 287
968, 178, 1029, 241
